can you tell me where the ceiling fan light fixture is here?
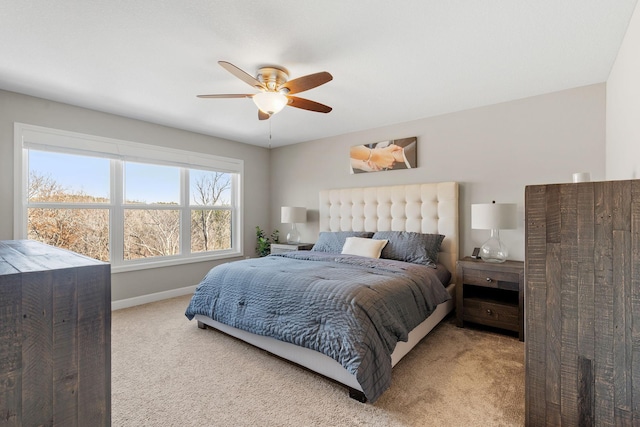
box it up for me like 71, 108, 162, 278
199, 62, 333, 119
253, 91, 288, 115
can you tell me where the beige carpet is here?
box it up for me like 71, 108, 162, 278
112, 295, 524, 426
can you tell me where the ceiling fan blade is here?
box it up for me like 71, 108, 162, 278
197, 94, 254, 98
280, 72, 332, 94
258, 110, 270, 120
218, 61, 266, 90
286, 96, 332, 113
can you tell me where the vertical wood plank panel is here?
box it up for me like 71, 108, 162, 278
77, 265, 111, 426
545, 184, 562, 424
577, 183, 595, 361
612, 181, 632, 419
103, 264, 112, 427
613, 228, 631, 415
545, 242, 562, 419
21, 270, 54, 427
0, 272, 22, 427
578, 355, 594, 426
614, 408, 633, 426
546, 185, 561, 244
525, 185, 548, 425
594, 182, 615, 426
560, 183, 579, 424
52, 268, 78, 427
613, 179, 632, 232
576, 183, 596, 426
630, 181, 640, 424
546, 402, 561, 426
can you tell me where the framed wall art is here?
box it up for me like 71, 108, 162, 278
349, 137, 417, 174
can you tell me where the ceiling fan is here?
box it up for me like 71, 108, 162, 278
197, 61, 333, 120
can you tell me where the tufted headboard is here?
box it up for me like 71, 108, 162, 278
319, 182, 459, 282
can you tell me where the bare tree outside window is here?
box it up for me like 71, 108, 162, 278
124, 209, 180, 259
190, 171, 232, 252
28, 172, 110, 261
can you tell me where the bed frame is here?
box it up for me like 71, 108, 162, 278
195, 182, 459, 402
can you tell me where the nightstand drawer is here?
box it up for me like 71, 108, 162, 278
463, 298, 519, 332
462, 269, 520, 291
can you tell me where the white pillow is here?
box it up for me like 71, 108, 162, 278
341, 236, 388, 258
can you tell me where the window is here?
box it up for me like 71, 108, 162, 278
15, 123, 243, 272
123, 161, 181, 261
189, 169, 233, 253
27, 150, 112, 261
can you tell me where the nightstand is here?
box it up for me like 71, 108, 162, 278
270, 242, 314, 254
456, 257, 524, 341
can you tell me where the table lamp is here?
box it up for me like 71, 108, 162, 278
471, 201, 517, 263
281, 206, 306, 244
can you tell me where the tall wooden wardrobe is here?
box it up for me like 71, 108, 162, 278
525, 179, 639, 426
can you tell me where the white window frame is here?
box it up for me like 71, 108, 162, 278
14, 123, 244, 273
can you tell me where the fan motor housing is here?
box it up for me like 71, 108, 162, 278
257, 66, 289, 91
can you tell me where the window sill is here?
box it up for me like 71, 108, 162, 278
111, 250, 244, 274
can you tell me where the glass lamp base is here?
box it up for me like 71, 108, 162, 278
286, 224, 300, 244
480, 230, 508, 263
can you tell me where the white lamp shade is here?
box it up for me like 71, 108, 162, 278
253, 92, 288, 115
471, 203, 517, 230
281, 206, 306, 223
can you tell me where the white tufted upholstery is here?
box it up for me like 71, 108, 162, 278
319, 182, 459, 282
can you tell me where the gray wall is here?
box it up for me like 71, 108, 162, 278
0, 89, 270, 302
270, 84, 606, 262
0, 83, 608, 302
607, 2, 640, 179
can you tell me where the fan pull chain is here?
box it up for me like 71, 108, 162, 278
268, 118, 272, 149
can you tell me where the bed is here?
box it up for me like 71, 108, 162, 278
186, 182, 459, 402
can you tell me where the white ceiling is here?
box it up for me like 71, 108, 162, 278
0, 1, 637, 148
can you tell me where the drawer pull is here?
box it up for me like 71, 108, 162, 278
486, 277, 493, 282
486, 309, 493, 315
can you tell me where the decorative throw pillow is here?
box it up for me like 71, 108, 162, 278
372, 231, 445, 267
341, 236, 388, 258
311, 231, 374, 253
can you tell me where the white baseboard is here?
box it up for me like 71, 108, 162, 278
112, 285, 197, 311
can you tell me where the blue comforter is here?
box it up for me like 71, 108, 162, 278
185, 251, 451, 402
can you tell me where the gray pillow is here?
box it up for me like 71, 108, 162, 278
311, 231, 374, 253
372, 231, 445, 267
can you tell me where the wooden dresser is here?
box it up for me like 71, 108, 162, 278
0, 240, 111, 426
525, 180, 639, 426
